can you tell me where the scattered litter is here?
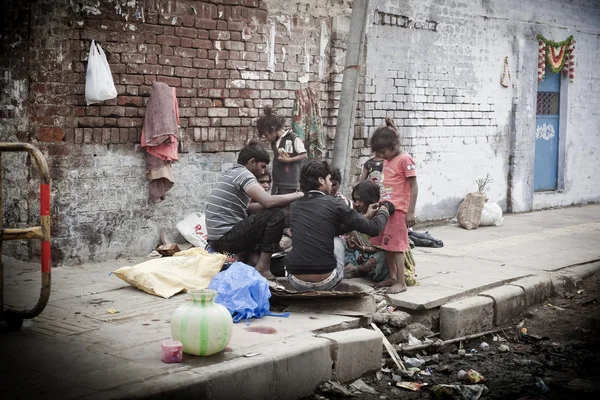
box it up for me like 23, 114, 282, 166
535, 377, 550, 393
498, 344, 510, 352
577, 289, 584, 295
350, 379, 378, 395
22, 319, 33, 328
396, 382, 425, 391
106, 308, 119, 314
318, 380, 357, 397
520, 327, 528, 335
546, 303, 565, 311
376, 371, 384, 380
420, 367, 433, 376
403, 356, 426, 368
492, 334, 507, 342
376, 300, 389, 311
457, 370, 467, 380
458, 341, 466, 356
407, 333, 422, 346
381, 367, 393, 373
516, 320, 525, 328
244, 352, 260, 357
431, 353, 440, 363
467, 369, 486, 383
431, 384, 489, 400
147, 250, 162, 258
392, 374, 403, 382
480, 342, 490, 351
470, 348, 478, 354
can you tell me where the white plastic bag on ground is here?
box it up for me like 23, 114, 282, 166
85, 40, 118, 105
479, 202, 504, 226
176, 212, 209, 248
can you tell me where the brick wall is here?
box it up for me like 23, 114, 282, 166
0, 0, 352, 264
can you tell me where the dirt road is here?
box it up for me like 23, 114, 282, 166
306, 272, 600, 399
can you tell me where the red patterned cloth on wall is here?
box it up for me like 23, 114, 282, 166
141, 81, 179, 202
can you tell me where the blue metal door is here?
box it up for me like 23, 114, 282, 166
534, 71, 560, 191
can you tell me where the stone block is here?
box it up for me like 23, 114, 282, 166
509, 276, 552, 307
206, 355, 276, 400
439, 296, 494, 340
479, 285, 525, 326
319, 328, 382, 383
270, 337, 333, 399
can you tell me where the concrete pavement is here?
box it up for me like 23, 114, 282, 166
1, 204, 599, 399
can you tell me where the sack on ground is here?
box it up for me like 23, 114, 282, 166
456, 192, 487, 230
85, 40, 118, 105
208, 262, 289, 324
112, 248, 225, 298
176, 212, 209, 248
479, 202, 504, 227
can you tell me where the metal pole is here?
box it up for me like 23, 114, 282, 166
331, 0, 370, 187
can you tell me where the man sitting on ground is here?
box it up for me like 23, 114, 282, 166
205, 141, 303, 279
285, 160, 393, 291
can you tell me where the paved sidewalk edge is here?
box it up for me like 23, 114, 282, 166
440, 261, 600, 339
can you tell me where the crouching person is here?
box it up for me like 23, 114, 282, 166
285, 160, 392, 291
205, 141, 303, 279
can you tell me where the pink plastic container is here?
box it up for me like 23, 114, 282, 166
161, 340, 183, 363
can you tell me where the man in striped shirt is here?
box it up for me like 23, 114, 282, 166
206, 141, 303, 279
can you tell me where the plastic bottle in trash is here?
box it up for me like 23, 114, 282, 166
457, 370, 467, 380
480, 342, 490, 351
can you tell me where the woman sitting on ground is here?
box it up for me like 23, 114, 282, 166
343, 180, 417, 286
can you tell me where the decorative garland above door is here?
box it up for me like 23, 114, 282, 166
537, 34, 575, 83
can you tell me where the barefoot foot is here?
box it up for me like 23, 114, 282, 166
373, 278, 396, 289
386, 283, 407, 294
257, 270, 276, 280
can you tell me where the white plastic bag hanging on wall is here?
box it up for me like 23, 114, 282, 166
85, 40, 118, 105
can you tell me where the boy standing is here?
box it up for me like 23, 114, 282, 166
257, 106, 308, 194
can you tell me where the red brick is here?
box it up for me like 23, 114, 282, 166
125, 107, 139, 117
145, 33, 158, 43
181, 37, 192, 47
248, 8, 268, 24
174, 47, 197, 58
228, 21, 244, 31
175, 26, 198, 38
181, 14, 195, 27
117, 118, 142, 127
83, 128, 93, 143
118, 96, 143, 107
120, 74, 145, 85
192, 39, 213, 49
176, 88, 198, 97
231, 31, 242, 41
195, 18, 217, 30
224, 141, 244, 151
192, 98, 212, 107
102, 128, 111, 143
162, 66, 175, 76
78, 117, 104, 127
157, 76, 181, 87
158, 55, 182, 66
231, 6, 243, 20
159, 14, 181, 26
93, 128, 102, 143
146, 54, 158, 64
120, 128, 129, 143
140, 64, 162, 74
189, 117, 210, 126
100, 106, 125, 117
173, 67, 196, 78
210, 30, 231, 40
198, 29, 210, 40
193, 59, 215, 69
37, 127, 64, 142
157, 35, 180, 46
203, 141, 224, 152
208, 69, 230, 79
181, 78, 193, 88
110, 128, 120, 143
216, 20, 227, 30
161, 45, 174, 56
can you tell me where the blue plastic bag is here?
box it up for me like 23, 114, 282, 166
208, 262, 289, 325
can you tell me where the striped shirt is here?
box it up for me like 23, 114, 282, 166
205, 164, 259, 240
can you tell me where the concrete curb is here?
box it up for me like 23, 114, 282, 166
439, 261, 600, 339
84, 329, 381, 400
